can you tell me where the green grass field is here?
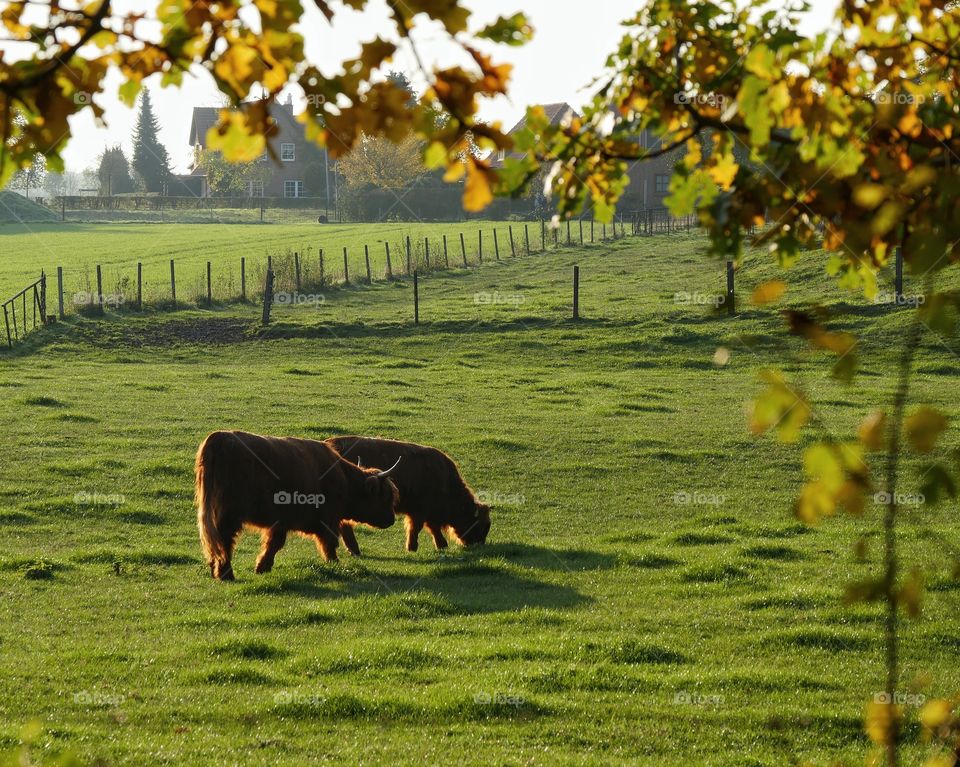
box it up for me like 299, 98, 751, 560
0, 220, 566, 309
1, 227, 958, 766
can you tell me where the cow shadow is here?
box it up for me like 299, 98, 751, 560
478, 542, 618, 572
238, 550, 591, 615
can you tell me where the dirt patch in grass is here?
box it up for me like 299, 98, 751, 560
70, 318, 256, 348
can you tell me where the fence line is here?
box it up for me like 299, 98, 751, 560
3, 273, 47, 347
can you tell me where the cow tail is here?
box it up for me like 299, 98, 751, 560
195, 437, 228, 571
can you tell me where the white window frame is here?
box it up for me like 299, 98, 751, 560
284, 180, 303, 198
280, 143, 296, 162
247, 180, 264, 198
655, 173, 670, 194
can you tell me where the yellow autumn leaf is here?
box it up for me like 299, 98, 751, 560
906, 407, 948, 454
865, 700, 901, 747
920, 698, 953, 730
752, 280, 786, 305
707, 152, 738, 189
858, 411, 887, 451
463, 160, 493, 211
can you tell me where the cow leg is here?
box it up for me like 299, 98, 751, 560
339, 522, 361, 557
405, 516, 424, 552
212, 521, 241, 581
255, 526, 288, 574
426, 524, 448, 551
314, 533, 339, 562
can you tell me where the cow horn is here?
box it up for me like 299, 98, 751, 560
357, 457, 362, 468
376, 457, 402, 477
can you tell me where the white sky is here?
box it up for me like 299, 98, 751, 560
9, 0, 841, 174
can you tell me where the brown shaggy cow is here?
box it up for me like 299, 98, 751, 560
195, 430, 400, 580
326, 436, 491, 555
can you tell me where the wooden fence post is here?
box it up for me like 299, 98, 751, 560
207, 261, 212, 306
573, 265, 580, 321
170, 260, 177, 308
726, 260, 735, 317
3, 305, 10, 347
365, 245, 372, 283
343, 247, 349, 284
461, 232, 468, 266
40, 271, 46, 323
241, 257, 246, 301
494, 230, 500, 261
579, 219, 584, 246
385, 243, 392, 279
57, 266, 64, 319
566, 219, 571, 245
319, 249, 326, 285
443, 234, 449, 268
294, 252, 301, 292
96, 264, 104, 316
524, 224, 530, 256
895, 246, 904, 305
509, 225, 516, 257
591, 219, 595, 243
262, 268, 274, 325
413, 269, 419, 325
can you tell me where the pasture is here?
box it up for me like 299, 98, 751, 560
1, 227, 958, 766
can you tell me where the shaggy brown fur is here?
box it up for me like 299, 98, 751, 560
326, 436, 491, 555
195, 430, 399, 580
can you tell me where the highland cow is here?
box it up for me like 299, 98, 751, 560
195, 430, 400, 580
326, 436, 491, 555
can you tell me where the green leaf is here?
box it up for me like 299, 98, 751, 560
477, 13, 533, 46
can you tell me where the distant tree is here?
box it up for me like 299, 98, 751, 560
97, 146, 134, 195
43, 171, 82, 196
339, 135, 425, 190
196, 149, 270, 196
11, 152, 45, 199
131, 89, 171, 193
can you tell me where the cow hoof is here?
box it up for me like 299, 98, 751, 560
254, 560, 273, 574
217, 566, 235, 581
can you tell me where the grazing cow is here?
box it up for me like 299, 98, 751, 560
195, 430, 400, 580
326, 436, 491, 555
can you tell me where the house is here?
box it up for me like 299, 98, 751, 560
492, 101, 681, 210
187, 98, 330, 199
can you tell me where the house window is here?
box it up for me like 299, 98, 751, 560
284, 180, 303, 198
655, 173, 670, 194
247, 180, 263, 198
497, 149, 505, 162
281, 143, 295, 161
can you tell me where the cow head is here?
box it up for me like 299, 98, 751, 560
354, 458, 402, 529
451, 499, 491, 546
